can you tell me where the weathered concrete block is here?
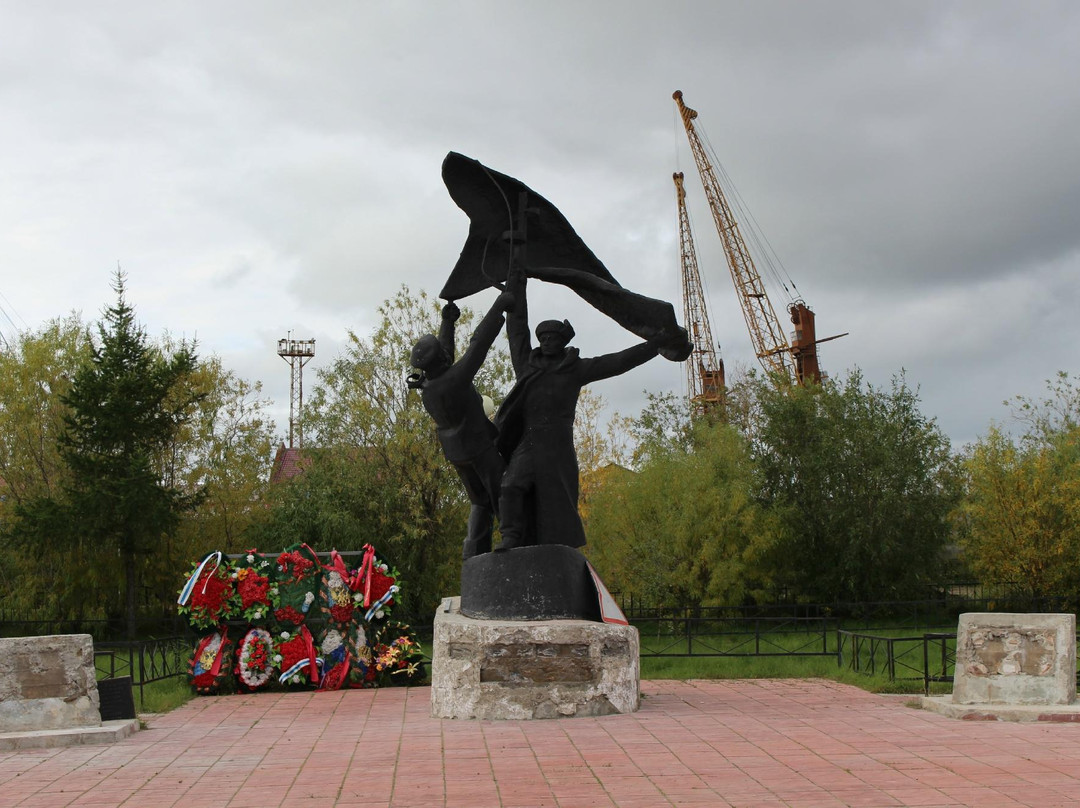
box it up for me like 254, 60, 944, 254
0, 635, 101, 732
430, 597, 639, 719
952, 613, 1076, 705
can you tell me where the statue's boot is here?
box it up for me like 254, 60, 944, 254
494, 489, 526, 552
462, 505, 493, 559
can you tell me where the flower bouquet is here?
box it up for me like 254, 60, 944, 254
315, 623, 370, 692
371, 621, 425, 687
321, 550, 360, 626
235, 627, 275, 693
233, 550, 277, 623
178, 551, 236, 630
355, 544, 400, 623
273, 543, 322, 627
190, 627, 233, 694
274, 625, 319, 687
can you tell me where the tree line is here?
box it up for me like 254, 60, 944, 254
2, 276, 1078, 638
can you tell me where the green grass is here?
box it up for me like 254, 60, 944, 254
135, 676, 197, 714
640, 653, 952, 695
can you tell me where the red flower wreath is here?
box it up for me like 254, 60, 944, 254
274, 605, 306, 625
330, 603, 355, 623
277, 549, 316, 582
178, 554, 235, 629
368, 568, 395, 606
236, 569, 270, 610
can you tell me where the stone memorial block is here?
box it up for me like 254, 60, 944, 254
952, 612, 1076, 705
431, 597, 639, 720
0, 635, 101, 732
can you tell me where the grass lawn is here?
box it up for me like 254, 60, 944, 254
640, 652, 951, 695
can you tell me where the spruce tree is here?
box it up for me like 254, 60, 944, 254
58, 271, 203, 638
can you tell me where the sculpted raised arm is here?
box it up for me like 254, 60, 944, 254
504, 266, 531, 378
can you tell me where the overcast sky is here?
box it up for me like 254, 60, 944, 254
2, 1, 1078, 449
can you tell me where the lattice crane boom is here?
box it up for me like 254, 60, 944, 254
674, 171, 725, 411
673, 90, 795, 381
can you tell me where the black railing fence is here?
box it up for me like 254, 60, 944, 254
4, 582, 1077, 699
836, 630, 957, 693
635, 614, 838, 658
93, 636, 189, 703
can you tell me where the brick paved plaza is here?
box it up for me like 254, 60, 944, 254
3, 679, 1080, 807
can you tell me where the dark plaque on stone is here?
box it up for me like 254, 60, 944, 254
98, 676, 137, 721
460, 545, 602, 621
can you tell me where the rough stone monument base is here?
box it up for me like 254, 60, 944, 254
430, 597, 639, 720
0, 634, 139, 749
922, 612, 1078, 722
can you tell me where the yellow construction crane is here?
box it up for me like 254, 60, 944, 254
673, 90, 844, 384
673, 171, 724, 413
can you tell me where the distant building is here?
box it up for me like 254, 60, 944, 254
269, 443, 311, 484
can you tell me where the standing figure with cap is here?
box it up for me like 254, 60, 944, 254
409, 290, 514, 559
494, 266, 673, 551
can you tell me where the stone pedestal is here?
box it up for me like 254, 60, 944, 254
460, 545, 601, 621
430, 597, 639, 719
0, 635, 140, 750
922, 613, 1080, 721
0, 635, 101, 732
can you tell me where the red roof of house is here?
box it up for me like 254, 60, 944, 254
269, 444, 311, 484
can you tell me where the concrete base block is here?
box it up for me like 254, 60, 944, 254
952, 612, 1076, 705
0, 719, 140, 751
0, 635, 101, 732
430, 597, 639, 720
921, 697, 1080, 723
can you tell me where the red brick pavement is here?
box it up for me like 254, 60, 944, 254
3, 679, 1080, 807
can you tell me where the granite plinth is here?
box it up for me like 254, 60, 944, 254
0, 635, 101, 733
921, 612, 1077, 722
460, 545, 601, 621
430, 597, 639, 719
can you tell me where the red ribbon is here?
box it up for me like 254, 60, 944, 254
357, 544, 376, 608
303, 625, 319, 685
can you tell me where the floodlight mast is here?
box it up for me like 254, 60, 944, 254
277, 334, 315, 448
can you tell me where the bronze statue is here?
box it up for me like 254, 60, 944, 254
494, 266, 672, 549
431, 152, 691, 555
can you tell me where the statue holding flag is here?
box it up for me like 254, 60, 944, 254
434, 152, 691, 554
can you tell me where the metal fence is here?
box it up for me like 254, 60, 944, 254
836, 630, 957, 693
634, 614, 838, 658
94, 636, 189, 703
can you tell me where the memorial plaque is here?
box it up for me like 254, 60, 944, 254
98, 677, 137, 721
480, 642, 598, 684
14, 650, 68, 699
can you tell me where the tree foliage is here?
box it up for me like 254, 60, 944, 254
1, 275, 272, 635
960, 374, 1080, 598
165, 353, 277, 553
8, 274, 203, 635
585, 421, 773, 609
0, 316, 92, 610
0, 316, 90, 512
750, 370, 958, 603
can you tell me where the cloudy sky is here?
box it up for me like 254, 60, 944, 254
2, 1, 1078, 449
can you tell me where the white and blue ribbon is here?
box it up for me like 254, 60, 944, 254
278, 658, 310, 684
177, 551, 222, 606
364, 588, 395, 622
